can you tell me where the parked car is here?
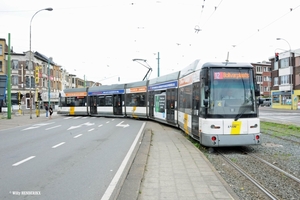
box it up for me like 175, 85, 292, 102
261, 98, 271, 106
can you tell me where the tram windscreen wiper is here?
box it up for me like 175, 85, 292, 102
234, 104, 252, 121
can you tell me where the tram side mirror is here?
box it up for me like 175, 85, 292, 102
255, 85, 260, 97
255, 89, 260, 97
258, 97, 264, 105
203, 99, 209, 107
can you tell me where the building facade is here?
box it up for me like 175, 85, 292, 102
269, 49, 300, 110
251, 61, 272, 98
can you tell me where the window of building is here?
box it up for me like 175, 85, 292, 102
26, 76, 30, 88
274, 61, 278, 70
31, 76, 35, 88
0, 61, 2, 72
263, 67, 269, 72
280, 75, 290, 85
263, 76, 270, 81
256, 75, 262, 82
272, 95, 279, 103
26, 60, 33, 70
0, 44, 2, 55
264, 86, 269, 92
256, 65, 262, 72
12, 75, 18, 85
281, 95, 291, 105
280, 58, 289, 68
274, 77, 279, 86
12, 60, 19, 70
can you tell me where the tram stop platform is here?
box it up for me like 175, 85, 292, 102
118, 121, 238, 200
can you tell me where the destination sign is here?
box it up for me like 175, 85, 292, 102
214, 72, 249, 79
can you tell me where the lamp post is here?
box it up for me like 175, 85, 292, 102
276, 38, 293, 109
29, 7, 53, 119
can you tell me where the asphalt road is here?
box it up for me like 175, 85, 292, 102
259, 107, 300, 126
0, 115, 145, 200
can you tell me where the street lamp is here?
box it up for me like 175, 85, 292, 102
276, 37, 293, 109
29, 7, 53, 119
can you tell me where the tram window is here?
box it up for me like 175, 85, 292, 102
105, 96, 112, 106
65, 97, 87, 106
99, 96, 105, 106
126, 93, 146, 106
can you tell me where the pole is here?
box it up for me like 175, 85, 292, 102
157, 52, 160, 77
29, 8, 53, 119
48, 58, 51, 115
7, 33, 11, 119
84, 75, 86, 87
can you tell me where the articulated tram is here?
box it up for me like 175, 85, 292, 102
58, 60, 261, 147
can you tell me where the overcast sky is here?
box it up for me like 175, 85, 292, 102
1, 0, 300, 84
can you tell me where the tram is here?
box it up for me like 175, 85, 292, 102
58, 88, 89, 115
58, 60, 261, 147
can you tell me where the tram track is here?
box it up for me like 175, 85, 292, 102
215, 148, 300, 200
218, 151, 278, 200
261, 130, 300, 145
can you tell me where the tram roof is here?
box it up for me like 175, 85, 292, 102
201, 62, 253, 68
88, 83, 125, 92
126, 80, 148, 88
179, 59, 202, 78
149, 71, 180, 85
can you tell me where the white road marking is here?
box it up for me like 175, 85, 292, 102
12, 156, 35, 166
88, 128, 94, 132
116, 121, 129, 128
106, 121, 110, 124
22, 127, 39, 131
98, 125, 103, 127
52, 142, 65, 148
22, 122, 55, 131
46, 125, 61, 130
101, 122, 146, 200
74, 134, 82, 138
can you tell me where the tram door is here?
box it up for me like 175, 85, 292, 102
149, 91, 155, 118
90, 96, 97, 114
113, 94, 122, 115
191, 82, 200, 140
166, 88, 176, 124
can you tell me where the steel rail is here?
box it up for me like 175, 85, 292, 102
218, 152, 278, 200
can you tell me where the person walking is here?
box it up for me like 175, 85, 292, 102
45, 104, 49, 118
49, 105, 53, 119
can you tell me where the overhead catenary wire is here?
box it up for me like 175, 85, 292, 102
195, 0, 224, 33
229, 3, 300, 52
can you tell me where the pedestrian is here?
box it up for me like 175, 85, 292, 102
45, 104, 49, 117
49, 105, 53, 119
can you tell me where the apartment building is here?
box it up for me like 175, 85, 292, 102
251, 61, 271, 97
269, 49, 300, 110
0, 38, 8, 75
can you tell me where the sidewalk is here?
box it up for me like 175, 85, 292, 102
118, 122, 238, 200
0, 110, 58, 130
